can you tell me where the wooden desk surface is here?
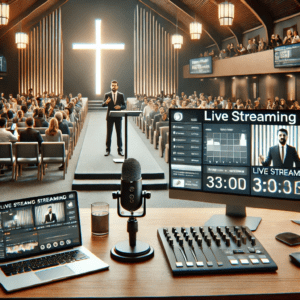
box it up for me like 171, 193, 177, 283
2, 207, 300, 299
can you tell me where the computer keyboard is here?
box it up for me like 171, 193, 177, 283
1, 250, 89, 276
158, 225, 278, 275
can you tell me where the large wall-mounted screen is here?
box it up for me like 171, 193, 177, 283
0, 56, 7, 73
189, 57, 212, 74
274, 44, 300, 68
170, 109, 300, 201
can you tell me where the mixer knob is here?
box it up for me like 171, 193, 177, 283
251, 237, 256, 246
237, 238, 242, 247
188, 239, 193, 246
169, 239, 174, 246
179, 238, 184, 246
216, 238, 221, 247
181, 227, 185, 233
172, 227, 177, 233
199, 227, 204, 233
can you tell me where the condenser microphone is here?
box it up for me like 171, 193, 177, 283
111, 158, 154, 262
120, 158, 143, 212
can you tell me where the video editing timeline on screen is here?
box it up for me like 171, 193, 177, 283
158, 225, 278, 275
170, 109, 300, 200
0, 193, 80, 261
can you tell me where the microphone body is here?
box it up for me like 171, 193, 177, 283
120, 158, 143, 212
120, 179, 143, 212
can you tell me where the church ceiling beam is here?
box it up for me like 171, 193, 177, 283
240, 0, 274, 44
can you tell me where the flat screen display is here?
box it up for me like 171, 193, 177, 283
169, 109, 300, 201
274, 44, 300, 68
189, 57, 212, 74
0, 192, 81, 262
0, 56, 7, 73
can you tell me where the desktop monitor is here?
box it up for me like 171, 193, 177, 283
169, 109, 300, 230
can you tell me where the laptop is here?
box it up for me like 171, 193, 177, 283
0, 191, 109, 292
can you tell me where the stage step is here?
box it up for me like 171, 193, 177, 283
88, 99, 106, 111
72, 179, 168, 191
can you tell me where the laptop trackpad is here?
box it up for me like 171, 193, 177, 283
36, 266, 75, 282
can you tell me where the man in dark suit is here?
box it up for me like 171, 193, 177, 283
259, 128, 300, 168
102, 80, 126, 156
44, 206, 57, 224
19, 117, 43, 149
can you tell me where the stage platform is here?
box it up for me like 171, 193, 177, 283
72, 111, 167, 191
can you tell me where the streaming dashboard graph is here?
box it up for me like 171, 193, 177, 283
203, 124, 250, 165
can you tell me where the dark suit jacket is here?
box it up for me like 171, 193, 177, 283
102, 92, 126, 121
19, 128, 43, 146
262, 144, 300, 168
45, 213, 57, 223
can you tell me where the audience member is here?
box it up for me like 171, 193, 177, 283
283, 29, 293, 45
44, 118, 62, 142
55, 112, 70, 136
292, 30, 300, 44
19, 117, 43, 148
0, 118, 18, 142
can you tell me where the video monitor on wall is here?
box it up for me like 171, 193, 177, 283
189, 57, 212, 75
274, 43, 300, 68
169, 109, 300, 202
0, 56, 7, 73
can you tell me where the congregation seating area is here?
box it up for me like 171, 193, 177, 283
0, 97, 88, 181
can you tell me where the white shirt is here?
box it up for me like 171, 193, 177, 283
0, 128, 18, 142
279, 144, 287, 163
112, 92, 118, 105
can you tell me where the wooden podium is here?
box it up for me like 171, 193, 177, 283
109, 110, 142, 163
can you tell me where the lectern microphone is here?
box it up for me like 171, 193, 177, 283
111, 158, 154, 262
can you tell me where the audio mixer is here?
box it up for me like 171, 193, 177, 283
158, 225, 277, 275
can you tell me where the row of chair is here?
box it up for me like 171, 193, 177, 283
134, 112, 169, 163
0, 99, 88, 180
0, 142, 66, 181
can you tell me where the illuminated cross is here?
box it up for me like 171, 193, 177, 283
72, 19, 125, 95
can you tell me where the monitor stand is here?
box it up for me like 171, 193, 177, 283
204, 205, 262, 231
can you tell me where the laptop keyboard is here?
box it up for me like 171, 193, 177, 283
0, 250, 89, 276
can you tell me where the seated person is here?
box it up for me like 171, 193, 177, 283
19, 117, 43, 148
55, 112, 70, 136
269, 34, 277, 48
34, 108, 49, 128
275, 34, 283, 46
0, 118, 18, 142
258, 38, 267, 51
283, 29, 293, 45
292, 30, 300, 44
44, 118, 62, 142
62, 110, 74, 127
237, 44, 247, 55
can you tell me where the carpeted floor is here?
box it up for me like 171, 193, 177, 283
0, 111, 223, 210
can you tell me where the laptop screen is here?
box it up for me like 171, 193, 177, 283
0, 191, 82, 263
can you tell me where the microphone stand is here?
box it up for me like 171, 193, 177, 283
110, 190, 154, 262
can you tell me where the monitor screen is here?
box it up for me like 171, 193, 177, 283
0, 56, 7, 73
274, 44, 300, 68
169, 109, 300, 212
189, 57, 212, 75
0, 192, 81, 262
